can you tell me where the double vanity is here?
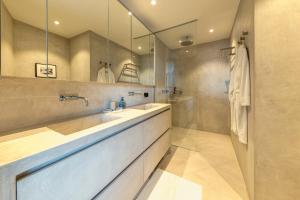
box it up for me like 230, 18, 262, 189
0, 103, 171, 200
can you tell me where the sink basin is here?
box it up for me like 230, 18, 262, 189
47, 114, 120, 135
130, 103, 160, 110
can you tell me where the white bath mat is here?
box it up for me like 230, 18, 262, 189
137, 169, 202, 200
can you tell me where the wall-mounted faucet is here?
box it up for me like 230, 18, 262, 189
128, 91, 143, 96
59, 95, 89, 106
128, 91, 149, 97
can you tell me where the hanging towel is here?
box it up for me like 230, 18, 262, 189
229, 44, 250, 144
97, 67, 115, 84
229, 56, 238, 135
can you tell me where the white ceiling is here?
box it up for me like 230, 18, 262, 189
3, 0, 152, 55
119, 0, 240, 49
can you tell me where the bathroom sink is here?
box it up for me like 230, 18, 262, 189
47, 114, 120, 135
130, 103, 160, 110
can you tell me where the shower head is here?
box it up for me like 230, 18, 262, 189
180, 36, 194, 47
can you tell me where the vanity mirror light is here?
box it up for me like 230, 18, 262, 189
0, 0, 155, 86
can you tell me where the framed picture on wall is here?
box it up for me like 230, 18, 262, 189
35, 63, 57, 78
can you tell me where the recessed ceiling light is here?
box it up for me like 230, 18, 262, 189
150, 0, 157, 6
54, 20, 60, 25
178, 40, 182, 43
209, 29, 214, 33
185, 50, 189, 53
128, 12, 132, 16
138, 46, 142, 50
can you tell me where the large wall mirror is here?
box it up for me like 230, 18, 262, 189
0, 0, 155, 86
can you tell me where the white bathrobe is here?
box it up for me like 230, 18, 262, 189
229, 44, 250, 144
97, 67, 115, 84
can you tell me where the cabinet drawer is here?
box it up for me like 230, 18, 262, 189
143, 110, 171, 149
143, 131, 171, 181
17, 124, 144, 200
94, 156, 143, 200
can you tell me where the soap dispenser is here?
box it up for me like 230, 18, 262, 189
118, 97, 126, 109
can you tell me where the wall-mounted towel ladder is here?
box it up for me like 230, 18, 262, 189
117, 63, 140, 83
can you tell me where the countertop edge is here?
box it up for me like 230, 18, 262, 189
0, 104, 171, 177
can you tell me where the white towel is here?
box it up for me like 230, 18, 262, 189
97, 67, 115, 84
229, 44, 250, 144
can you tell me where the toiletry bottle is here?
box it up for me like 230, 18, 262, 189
119, 97, 126, 109
110, 100, 117, 111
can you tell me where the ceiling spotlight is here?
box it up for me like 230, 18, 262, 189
128, 12, 132, 16
54, 20, 60, 25
150, 0, 157, 6
209, 29, 214, 33
138, 46, 142, 50
185, 50, 190, 53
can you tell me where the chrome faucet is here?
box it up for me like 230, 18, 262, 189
128, 91, 143, 96
59, 95, 89, 106
128, 91, 149, 98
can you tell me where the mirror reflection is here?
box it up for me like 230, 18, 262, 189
108, 0, 132, 84
0, 0, 155, 86
131, 16, 155, 86
1, 0, 47, 78
47, 0, 109, 81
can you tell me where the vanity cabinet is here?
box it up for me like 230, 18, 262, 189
17, 123, 144, 200
143, 130, 171, 181
143, 110, 171, 149
95, 130, 171, 200
94, 156, 144, 200
16, 109, 171, 200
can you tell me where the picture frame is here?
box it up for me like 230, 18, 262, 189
35, 63, 57, 78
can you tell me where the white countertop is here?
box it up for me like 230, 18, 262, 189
0, 103, 171, 170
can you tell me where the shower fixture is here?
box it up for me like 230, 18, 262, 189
180, 36, 194, 47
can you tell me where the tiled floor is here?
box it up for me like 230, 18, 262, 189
138, 127, 249, 200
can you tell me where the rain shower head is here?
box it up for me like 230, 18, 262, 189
180, 36, 194, 47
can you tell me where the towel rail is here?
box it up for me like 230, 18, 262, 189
219, 30, 249, 56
